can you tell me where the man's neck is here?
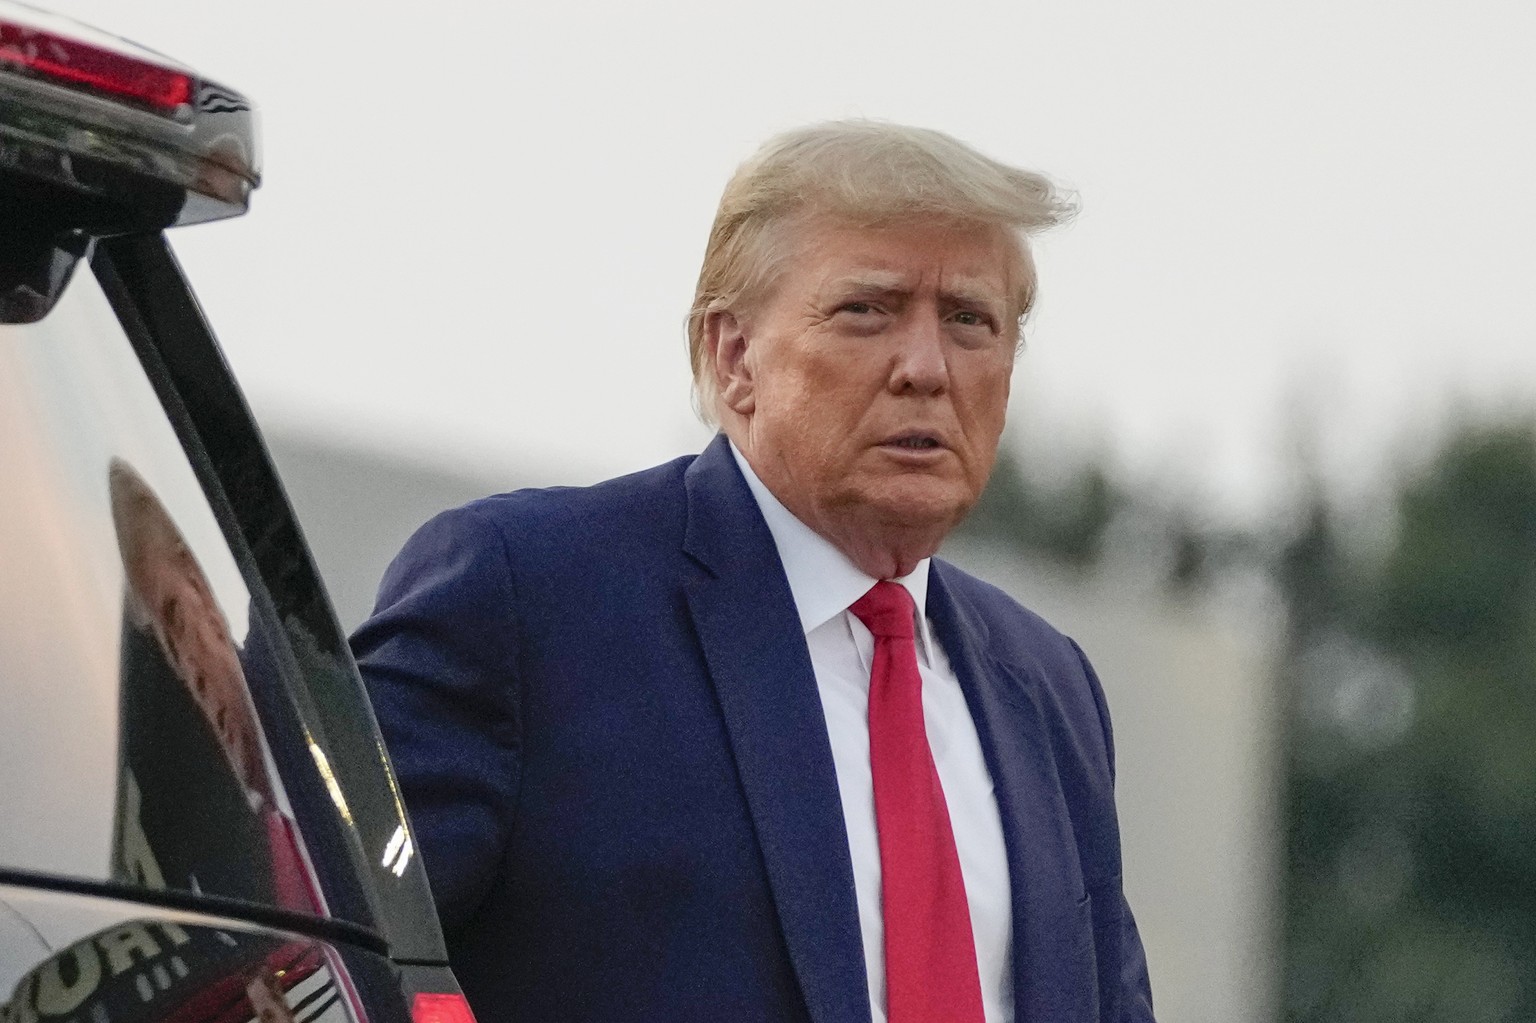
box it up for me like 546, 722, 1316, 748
728, 439, 933, 650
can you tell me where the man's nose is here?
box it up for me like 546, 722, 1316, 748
888, 312, 949, 395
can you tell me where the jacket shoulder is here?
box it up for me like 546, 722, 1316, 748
370, 454, 695, 613
452, 454, 694, 556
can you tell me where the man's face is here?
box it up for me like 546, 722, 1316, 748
720, 217, 1019, 565
142, 553, 268, 799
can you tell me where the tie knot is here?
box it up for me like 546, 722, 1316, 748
849, 581, 917, 639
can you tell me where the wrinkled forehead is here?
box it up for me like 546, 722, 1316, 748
759, 211, 1033, 316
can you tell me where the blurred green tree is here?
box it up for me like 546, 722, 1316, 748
966, 424, 1536, 1021
960, 446, 1121, 569
1279, 421, 1536, 1022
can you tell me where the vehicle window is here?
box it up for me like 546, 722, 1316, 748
0, 263, 325, 916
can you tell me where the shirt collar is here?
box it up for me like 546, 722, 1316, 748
730, 440, 936, 661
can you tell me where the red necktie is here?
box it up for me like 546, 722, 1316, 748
850, 581, 986, 1023
264, 808, 326, 915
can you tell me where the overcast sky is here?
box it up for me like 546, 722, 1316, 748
45, 0, 1536, 523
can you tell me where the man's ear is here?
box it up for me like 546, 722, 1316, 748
705, 309, 756, 416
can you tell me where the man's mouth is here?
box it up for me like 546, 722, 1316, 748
883, 433, 943, 451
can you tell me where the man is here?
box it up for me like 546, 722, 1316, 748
353, 121, 1154, 1022
109, 458, 323, 916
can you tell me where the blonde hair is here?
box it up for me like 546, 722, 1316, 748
109, 459, 211, 630
687, 120, 1077, 422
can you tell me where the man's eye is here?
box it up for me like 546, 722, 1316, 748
839, 302, 875, 315
951, 310, 990, 328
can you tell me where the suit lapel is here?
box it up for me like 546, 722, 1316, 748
682, 436, 871, 1023
928, 562, 1097, 1022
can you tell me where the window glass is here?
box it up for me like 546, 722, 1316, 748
0, 265, 324, 916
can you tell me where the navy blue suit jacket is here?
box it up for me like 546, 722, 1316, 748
353, 435, 1154, 1022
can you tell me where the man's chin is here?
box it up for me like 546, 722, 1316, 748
851, 477, 972, 534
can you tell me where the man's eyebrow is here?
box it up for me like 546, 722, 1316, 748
818, 273, 1007, 315
822, 272, 910, 296
940, 283, 1006, 312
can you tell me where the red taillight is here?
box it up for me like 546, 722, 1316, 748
412, 992, 478, 1023
0, 20, 192, 111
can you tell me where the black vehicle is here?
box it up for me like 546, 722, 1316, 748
0, 6, 473, 1021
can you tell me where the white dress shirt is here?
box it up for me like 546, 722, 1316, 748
730, 444, 1015, 1023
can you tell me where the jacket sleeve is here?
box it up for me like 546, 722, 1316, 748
1071, 638, 1156, 1022
350, 502, 523, 936
1112, 891, 1156, 1022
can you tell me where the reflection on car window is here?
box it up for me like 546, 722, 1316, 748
108, 461, 323, 915
0, 265, 323, 917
